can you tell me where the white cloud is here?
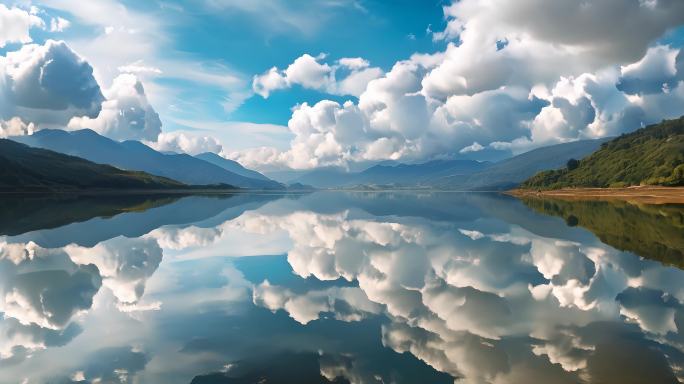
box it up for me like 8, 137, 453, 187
146, 131, 223, 155
0, 117, 34, 138
49, 16, 71, 32
68, 73, 162, 141
252, 67, 288, 98
338, 57, 369, 70
117, 60, 162, 76
285, 54, 334, 90
618, 45, 680, 95
459, 142, 484, 154
0, 4, 44, 48
235, 1, 684, 170
433, 0, 684, 67
0, 40, 104, 127
252, 54, 383, 98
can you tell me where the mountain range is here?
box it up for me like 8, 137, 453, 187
283, 138, 608, 190
0, 139, 184, 192
195, 152, 272, 181
2, 127, 632, 192
522, 117, 684, 189
12, 129, 283, 190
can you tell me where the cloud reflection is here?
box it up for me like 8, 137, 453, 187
227, 200, 684, 383
0, 193, 683, 383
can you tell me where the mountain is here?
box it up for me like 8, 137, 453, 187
286, 182, 316, 191
12, 129, 283, 189
521, 117, 684, 189
437, 138, 610, 190
290, 160, 490, 188
0, 139, 184, 192
287, 140, 606, 190
288, 167, 356, 188
354, 160, 491, 186
195, 152, 271, 181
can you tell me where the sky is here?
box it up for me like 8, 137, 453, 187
1, 0, 684, 171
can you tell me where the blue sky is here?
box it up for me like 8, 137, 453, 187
2, 0, 684, 170
29, 0, 449, 141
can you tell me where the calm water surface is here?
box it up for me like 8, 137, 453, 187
0, 192, 683, 384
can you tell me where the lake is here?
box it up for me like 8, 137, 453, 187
0, 192, 683, 384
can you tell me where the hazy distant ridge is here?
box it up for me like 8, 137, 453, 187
13, 129, 283, 190
285, 139, 607, 190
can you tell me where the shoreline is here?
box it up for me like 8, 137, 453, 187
0, 188, 310, 196
507, 186, 684, 204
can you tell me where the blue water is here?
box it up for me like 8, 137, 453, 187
0, 192, 682, 383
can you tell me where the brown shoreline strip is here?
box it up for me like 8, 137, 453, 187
507, 187, 684, 204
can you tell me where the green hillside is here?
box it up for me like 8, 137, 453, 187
521, 117, 684, 189
0, 139, 186, 192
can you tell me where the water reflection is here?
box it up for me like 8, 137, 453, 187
521, 197, 684, 269
0, 192, 683, 383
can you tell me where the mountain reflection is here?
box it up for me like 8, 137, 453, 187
1, 192, 683, 383
520, 197, 684, 269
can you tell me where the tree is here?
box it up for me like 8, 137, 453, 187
567, 158, 580, 171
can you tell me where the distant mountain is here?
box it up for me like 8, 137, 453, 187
521, 117, 684, 189
287, 140, 606, 190
289, 167, 356, 188
354, 160, 491, 186
0, 139, 184, 192
195, 152, 271, 181
437, 138, 610, 190
13, 129, 283, 190
290, 160, 490, 188
286, 182, 316, 191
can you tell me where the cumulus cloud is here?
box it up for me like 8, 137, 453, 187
0, 4, 44, 48
0, 39, 167, 142
237, 1, 684, 170
68, 73, 161, 141
618, 45, 680, 95
0, 117, 34, 138
49, 16, 71, 32
252, 53, 383, 98
459, 142, 484, 154
0, 40, 104, 127
146, 131, 223, 155
433, 0, 684, 66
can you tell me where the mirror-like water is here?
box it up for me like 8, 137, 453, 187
1, 192, 683, 384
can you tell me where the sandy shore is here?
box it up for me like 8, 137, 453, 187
508, 186, 684, 204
